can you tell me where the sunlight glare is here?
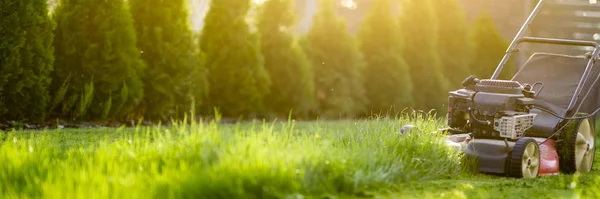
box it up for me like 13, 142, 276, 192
253, 0, 267, 4
341, 0, 357, 9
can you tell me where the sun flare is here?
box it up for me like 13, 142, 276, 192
341, 0, 357, 9
253, 0, 267, 4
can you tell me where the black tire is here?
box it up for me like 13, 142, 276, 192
508, 137, 540, 178
558, 117, 596, 174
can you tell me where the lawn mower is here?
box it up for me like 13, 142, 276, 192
403, 0, 600, 178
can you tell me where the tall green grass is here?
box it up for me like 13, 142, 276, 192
0, 114, 464, 198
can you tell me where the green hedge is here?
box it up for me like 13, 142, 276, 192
470, 12, 515, 80
0, 0, 513, 122
399, 0, 451, 113
199, 0, 271, 118
302, 0, 367, 119
129, 0, 207, 121
257, 0, 316, 119
51, 0, 145, 121
434, 0, 474, 88
358, 0, 413, 115
0, 0, 54, 122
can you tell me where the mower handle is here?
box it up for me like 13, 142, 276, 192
490, 0, 600, 117
517, 37, 600, 48
517, 36, 600, 114
490, 0, 600, 80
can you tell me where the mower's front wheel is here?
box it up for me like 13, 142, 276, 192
508, 137, 540, 178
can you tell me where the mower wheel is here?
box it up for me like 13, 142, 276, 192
508, 137, 540, 178
558, 118, 596, 174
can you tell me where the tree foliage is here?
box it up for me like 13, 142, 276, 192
52, 0, 145, 120
433, 0, 473, 87
399, 0, 450, 112
0, 0, 519, 122
470, 12, 513, 80
200, 0, 270, 118
302, 0, 367, 118
129, 0, 207, 120
0, 0, 54, 122
257, 0, 316, 118
358, 0, 412, 114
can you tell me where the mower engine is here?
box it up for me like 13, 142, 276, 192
446, 76, 537, 140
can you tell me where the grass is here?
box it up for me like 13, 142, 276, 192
0, 114, 599, 198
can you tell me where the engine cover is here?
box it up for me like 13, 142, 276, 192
447, 78, 537, 140
474, 79, 524, 94
472, 92, 524, 116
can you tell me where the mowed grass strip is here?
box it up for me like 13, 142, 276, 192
0, 114, 463, 198
381, 153, 600, 199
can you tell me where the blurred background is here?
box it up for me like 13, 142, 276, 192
3, 0, 600, 126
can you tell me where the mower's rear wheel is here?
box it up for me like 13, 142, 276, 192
508, 137, 540, 178
558, 118, 596, 174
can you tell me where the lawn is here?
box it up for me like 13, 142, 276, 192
0, 114, 599, 199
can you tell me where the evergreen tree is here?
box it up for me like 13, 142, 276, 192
302, 0, 367, 118
257, 0, 315, 118
399, 0, 450, 112
52, 0, 145, 120
129, 0, 207, 120
433, 0, 474, 87
200, 0, 270, 118
0, 0, 54, 122
358, 0, 413, 115
470, 12, 514, 80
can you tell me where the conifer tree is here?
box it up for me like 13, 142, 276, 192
0, 0, 54, 122
129, 0, 207, 120
200, 0, 270, 118
52, 0, 145, 120
470, 12, 514, 80
302, 0, 367, 118
433, 0, 474, 87
358, 0, 413, 115
399, 0, 450, 112
257, 0, 316, 118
